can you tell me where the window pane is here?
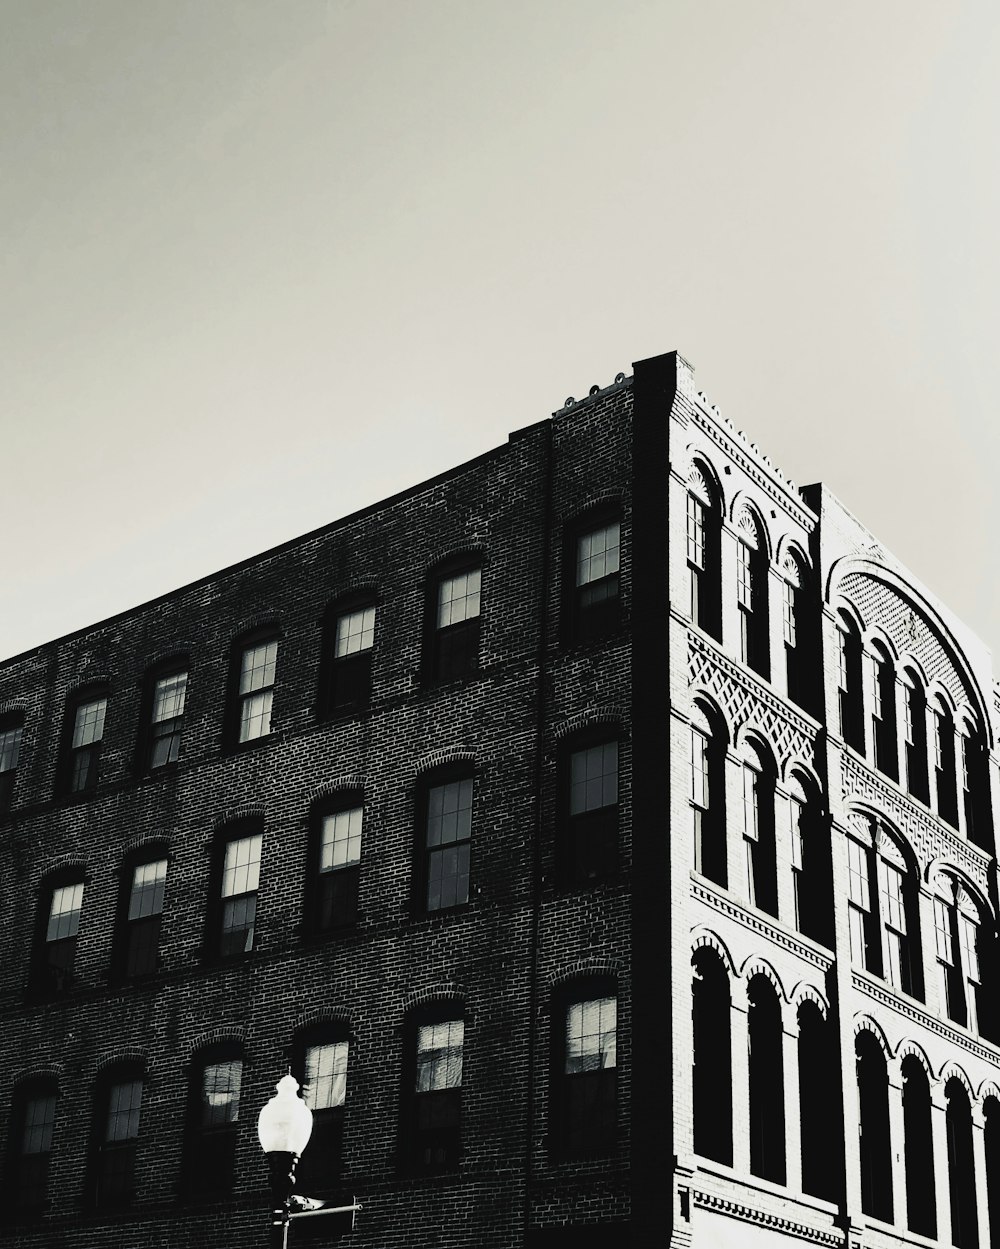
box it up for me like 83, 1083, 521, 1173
239, 689, 273, 742
202, 1061, 242, 1127
128, 859, 168, 921
416, 1020, 464, 1091
239, 641, 278, 695
222, 835, 262, 897
22, 1095, 56, 1154
576, 523, 620, 588
737, 542, 753, 609
782, 582, 796, 647
960, 914, 980, 982
0, 724, 22, 773
934, 899, 954, 963
305, 1041, 349, 1110
427, 843, 471, 910
72, 698, 107, 748
106, 1080, 142, 1142
47, 882, 84, 941
570, 742, 618, 814
686, 496, 705, 569
153, 672, 187, 723
426, 779, 473, 848
320, 808, 363, 872
847, 840, 870, 910
335, 607, 376, 657
222, 894, 257, 953
566, 998, 617, 1073
437, 569, 482, 628
742, 766, 759, 841
879, 862, 906, 934
690, 730, 709, 809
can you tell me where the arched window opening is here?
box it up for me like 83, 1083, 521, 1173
742, 745, 777, 917
933, 878, 985, 1035
6, 1077, 59, 1214
960, 720, 993, 851
748, 976, 785, 1184
686, 465, 721, 641
789, 777, 833, 948
736, 511, 769, 680
934, 702, 960, 829
903, 672, 930, 805
983, 1097, 1000, 1249
868, 644, 898, 781
846, 818, 922, 1000
798, 1001, 841, 1202
837, 614, 865, 752
856, 1032, 893, 1223
902, 1056, 936, 1238
690, 704, 726, 888
691, 949, 732, 1165
781, 553, 810, 712
946, 1079, 980, 1249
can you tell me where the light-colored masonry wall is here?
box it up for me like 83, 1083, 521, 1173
665, 356, 1000, 1249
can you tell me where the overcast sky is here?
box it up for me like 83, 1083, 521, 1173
2, 1, 999, 664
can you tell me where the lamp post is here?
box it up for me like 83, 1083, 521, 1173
257, 1074, 313, 1249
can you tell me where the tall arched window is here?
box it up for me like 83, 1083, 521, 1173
780, 552, 810, 711
983, 1097, 1000, 1249
690, 702, 726, 888
747, 975, 784, 1183
902, 1056, 936, 1238
933, 875, 986, 1035
846, 817, 922, 1000
691, 948, 731, 1164
736, 510, 769, 679
933, 699, 960, 829
798, 1001, 841, 1202
960, 716, 993, 850
902, 670, 930, 805
836, 612, 865, 752
788, 775, 833, 948
868, 643, 898, 781
946, 1079, 980, 1249
686, 464, 721, 641
856, 1032, 893, 1223
741, 742, 777, 917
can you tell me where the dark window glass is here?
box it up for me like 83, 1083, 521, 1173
946, 1081, 980, 1249
562, 738, 618, 882
903, 678, 930, 804
686, 468, 721, 640
314, 804, 362, 930
95, 1077, 142, 1207
8, 1083, 57, 1212
67, 696, 107, 794
934, 707, 959, 829
219, 832, 261, 956
237, 639, 278, 743
149, 671, 187, 769
868, 650, 898, 781
328, 604, 376, 711
692, 951, 731, 1165
122, 858, 168, 979
0, 714, 24, 814
35, 879, 84, 994
690, 711, 726, 887
570, 519, 621, 642
736, 527, 769, 679
557, 994, 617, 1157
187, 1056, 242, 1196
297, 1038, 348, 1194
857, 1033, 893, 1223
421, 776, 472, 912
902, 1057, 936, 1238
789, 787, 833, 948
407, 1013, 463, 1170
798, 1003, 842, 1203
430, 566, 481, 681
837, 621, 865, 751
741, 758, 777, 917
747, 978, 784, 1183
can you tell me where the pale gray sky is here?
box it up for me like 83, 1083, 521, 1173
2, 1, 998, 662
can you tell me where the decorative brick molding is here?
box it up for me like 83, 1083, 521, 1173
852, 972, 1000, 1067
690, 1189, 842, 1246
691, 878, 833, 971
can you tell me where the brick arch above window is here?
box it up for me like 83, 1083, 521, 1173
893, 1038, 934, 1077
938, 1062, 977, 1103
852, 1014, 893, 1056
690, 928, 737, 978
738, 956, 787, 1001
790, 983, 829, 1020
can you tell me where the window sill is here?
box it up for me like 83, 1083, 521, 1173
221, 731, 282, 758
404, 903, 473, 927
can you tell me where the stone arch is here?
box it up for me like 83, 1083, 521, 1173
977, 1079, 1000, 1106
775, 536, 812, 582
853, 1013, 892, 1057
739, 955, 787, 1001
938, 1061, 976, 1104
731, 493, 773, 562
690, 928, 737, 978
781, 757, 822, 793
689, 691, 732, 748
894, 1037, 934, 1078
685, 450, 726, 514
832, 596, 867, 637
553, 708, 627, 742
790, 982, 830, 1019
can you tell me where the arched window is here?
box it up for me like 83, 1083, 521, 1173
845, 817, 922, 1000
405, 1002, 465, 1170
59, 684, 110, 796
747, 976, 784, 1183
983, 1097, 1000, 1249
736, 510, 769, 679
114, 844, 169, 982
946, 1079, 980, 1249
294, 1023, 350, 1194
319, 592, 378, 715
686, 465, 721, 641
960, 717, 993, 850
902, 670, 930, 805
798, 1001, 841, 1202
137, 656, 188, 773
856, 1032, 893, 1223
868, 643, 898, 781
741, 742, 777, 917
933, 876, 986, 1035
184, 1045, 243, 1196
836, 612, 865, 752
691, 949, 731, 1164
690, 703, 726, 888
90, 1063, 144, 1208
307, 792, 364, 932
6, 1077, 59, 1214
226, 627, 280, 748
902, 1056, 936, 1238
31, 868, 87, 997
780, 552, 810, 711
425, 555, 483, 680
552, 979, 617, 1159
788, 775, 832, 948
933, 700, 960, 829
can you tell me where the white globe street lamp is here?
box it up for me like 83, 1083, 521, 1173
257, 1075, 313, 1249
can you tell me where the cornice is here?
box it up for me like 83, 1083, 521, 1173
691, 878, 833, 971
690, 1189, 841, 1246
852, 973, 1000, 1069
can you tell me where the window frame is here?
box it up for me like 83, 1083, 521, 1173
5, 1077, 59, 1215
403, 1002, 465, 1172
836, 615, 865, 753
59, 685, 110, 797
319, 594, 378, 716
208, 820, 264, 960
0, 710, 25, 816
558, 728, 620, 886
293, 1024, 350, 1193
551, 978, 618, 1160
138, 658, 189, 774
415, 766, 474, 916
307, 793, 364, 934
424, 556, 483, 684
690, 704, 727, 888
31, 868, 87, 997
114, 846, 170, 983
735, 513, 769, 679
90, 1064, 145, 1209
565, 508, 622, 645
183, 1045, 244, 1199
225, 628, 280, 750
686, 464, 721, 641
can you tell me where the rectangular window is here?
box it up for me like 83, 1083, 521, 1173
124, 859, 168, 978
298, 1040, 349, 1192
412, 1018, 463, 1169
16, 1092, 56, 1210
879, 860, 910, 994
687, 496, 705, 625
305, 1041, 349, 1111
0, 719, 23, 812
69, 697, 107, 793
934, 898, 956, 1020
189, 1058, 242, 1195
565, 740, 618, 882
329, 604, 377, 710
432, 568, 481, 681
847, 839, 872, 969
97, 1078, 142, 1207
572, 520, 621, 642
220, 834, 262, 956
317, 806, 362, 929
781, 581, 796, 648
736, 542, 753, 611
238, 640, 277, 743
691, 728, 709, 874
959, 914, 981, 1033
45, 881, 84, 988
424, 778, 472, 912
562, 997, 617, 1156
202, 1061, 242, 1128
150, 672, 187, 769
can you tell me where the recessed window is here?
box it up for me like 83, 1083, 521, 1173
933, 878, 984, 1034
149, 670, 187, 769
788, 778, 832, 948
64, 692, 108, 795
218, 829, 262, 957
741, 747, 777, 917
686, 465, 721, 641
560, 735, 619, 883
555, 989, 617, 1157
846, 817, 921, 999
238, 639, 277, 743
690, 704, 726, 888
420, 774, 473, 912
185, 1051, 242, 1196
428, 562, 482, 682
311, 799, 363, 931
569, 516, 621, 643
118, 855, 168, 980
836, 615, 865, 752
33, 877, 85, 995
324, 600, 377, 713
902, 673, 930, 804
297, 1031, 349, 1193
868, 646, 897, 781
407, 1008, 464, 1170
94, 1072, 143, 1208
7, 1080, 58, 1213
735, 511, 769, 679
0, 712, 24, 814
